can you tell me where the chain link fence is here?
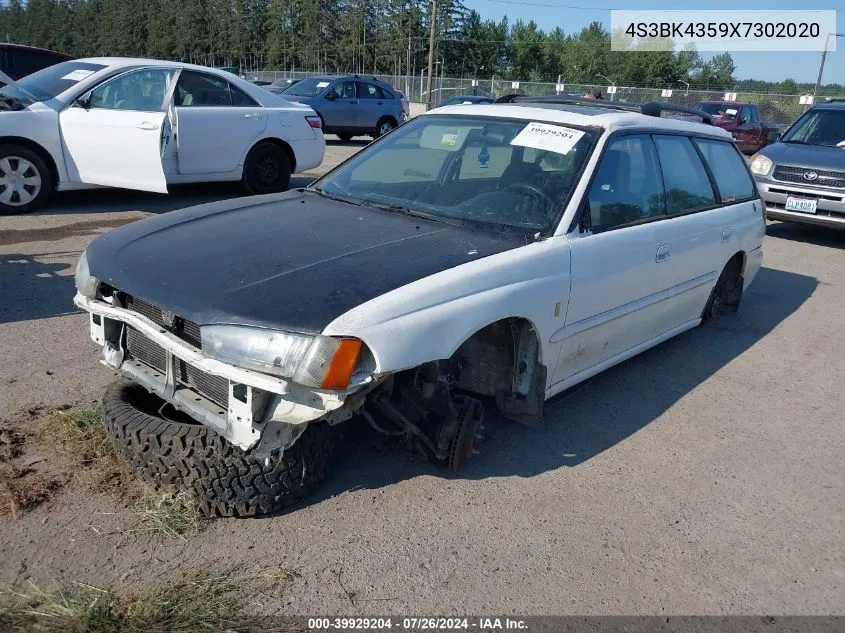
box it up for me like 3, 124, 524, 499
243, 68, 843, 127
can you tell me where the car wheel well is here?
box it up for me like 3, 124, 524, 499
450, 317, 547, 425
249, 138, 295, 174
703, 251, 746, 321
0, 137, 59, 187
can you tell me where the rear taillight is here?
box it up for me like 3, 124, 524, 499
305, 115, 322, 129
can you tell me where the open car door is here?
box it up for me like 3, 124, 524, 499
59, 67, 181, 193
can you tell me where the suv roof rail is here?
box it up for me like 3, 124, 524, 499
495, 94, 714, 125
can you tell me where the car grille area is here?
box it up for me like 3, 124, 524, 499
773, 165, 845, 189
126, 326, 229, 408
122, 294, 202, 348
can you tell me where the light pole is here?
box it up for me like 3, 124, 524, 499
596, 73, 615, 101
812, 32, 844, 105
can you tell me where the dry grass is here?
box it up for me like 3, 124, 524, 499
41, 406, 138, 500
132, 488, 211, 540
0, 464, 69, 517
0, 567, 295, 633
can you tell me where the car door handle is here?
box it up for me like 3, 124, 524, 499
136, 122, 160, 131
656, 245, 671, 263
722, 228, 733, 242
244, 113, 264, 119
376, 101, 384, 105
349, 99, 359, 104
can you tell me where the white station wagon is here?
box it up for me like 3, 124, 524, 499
0, 58, 325, 214
75, 96, 765, 516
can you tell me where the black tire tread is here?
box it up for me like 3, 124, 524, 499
101, 381, 343, 517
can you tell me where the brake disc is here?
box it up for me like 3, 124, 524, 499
447, 395, 485, 472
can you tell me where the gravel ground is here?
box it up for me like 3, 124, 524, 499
0, 138, 843, 615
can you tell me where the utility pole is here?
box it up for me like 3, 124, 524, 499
425, 0, 437, 111
812, 33, 844, 104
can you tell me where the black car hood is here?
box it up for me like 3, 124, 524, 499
85, 191, 526, 333
761, 142, 845, 171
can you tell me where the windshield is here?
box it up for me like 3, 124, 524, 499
312, 115, 598, 234
695, 103, 739, 120
282, 77, 331, 96
0, 61, 106, 105
781, 109, 845, 148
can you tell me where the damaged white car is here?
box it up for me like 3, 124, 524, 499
75, 96, 765, 516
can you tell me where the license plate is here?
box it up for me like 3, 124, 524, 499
785, 196, 817, 214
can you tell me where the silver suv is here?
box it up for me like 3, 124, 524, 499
750, 101, 845, 230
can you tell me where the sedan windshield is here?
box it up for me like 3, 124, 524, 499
0, 61, 106, 105
282, 78, 330, 96
312, 115, 598, 234
781, 109, 845, 148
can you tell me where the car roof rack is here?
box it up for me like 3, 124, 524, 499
494, 94, 714, 125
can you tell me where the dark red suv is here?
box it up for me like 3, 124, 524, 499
0, 43, 73, 83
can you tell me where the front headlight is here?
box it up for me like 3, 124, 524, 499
749, 153, 773, 176
201, 325, 363, 390
74, 251, 99, 298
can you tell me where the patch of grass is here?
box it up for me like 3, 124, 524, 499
0, 427, 26, 463
0, 568, 294, 633
0, 465, 69, 517
135, 489, 210, 540
41, 406, 139, 500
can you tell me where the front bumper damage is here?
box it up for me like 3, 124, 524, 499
74, 293, 373, 455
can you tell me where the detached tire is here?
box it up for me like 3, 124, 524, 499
0, 144, 54, 215
241, 142, 292, 195
102, 381, 343, 517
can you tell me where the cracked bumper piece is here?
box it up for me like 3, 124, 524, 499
74, 293, 364, 451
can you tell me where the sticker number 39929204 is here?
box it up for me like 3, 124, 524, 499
510, 122, 586, 155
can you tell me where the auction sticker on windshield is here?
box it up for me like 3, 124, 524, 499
511, 122, 585, 154
61, 69, 96, 81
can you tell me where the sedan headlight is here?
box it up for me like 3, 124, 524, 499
74, 251, 99, 298
749, 153, 773, 176
201, 325, 363, 390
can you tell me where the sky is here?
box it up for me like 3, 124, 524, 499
462, 0, 845, 84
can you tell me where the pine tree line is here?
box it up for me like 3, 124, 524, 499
1, 0, 842, 91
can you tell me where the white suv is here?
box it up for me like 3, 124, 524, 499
75, 97, 765, 516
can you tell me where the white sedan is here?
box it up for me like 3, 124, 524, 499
0, 58, 325, 214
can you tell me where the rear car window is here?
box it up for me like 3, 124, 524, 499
694, 138, 755, 203
652, 135, 716, 214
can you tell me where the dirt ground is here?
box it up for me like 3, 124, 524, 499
0, 138, 843, 616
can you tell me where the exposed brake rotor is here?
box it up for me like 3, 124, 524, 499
447, 395, 485, 472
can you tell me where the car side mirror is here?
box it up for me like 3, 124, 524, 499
73, 93, 91, 109
739, 117, 748, 125
325, 93, 336, 101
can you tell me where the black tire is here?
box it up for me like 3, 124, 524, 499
0, 144, 54, 215
337, 134, 354, 142
373, 117, 396, 139
102, 381, 344, 517
241, 142, 292, 195
702, 256, 744, 323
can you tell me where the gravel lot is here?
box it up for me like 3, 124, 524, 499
1, 137, 843, 615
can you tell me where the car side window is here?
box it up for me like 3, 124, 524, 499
89, 68, 174, 112
329, 81, 356, 100
587, 134, 664, 231
694, 138, 755, 203
652, 135, 716, 215
748, 107, 759, 124
230, 83, 259, 107
357, 83, 382, 99
177, 70, 233, 107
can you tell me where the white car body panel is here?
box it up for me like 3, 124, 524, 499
59, 107, 169, 192
0, 57, 325, 195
